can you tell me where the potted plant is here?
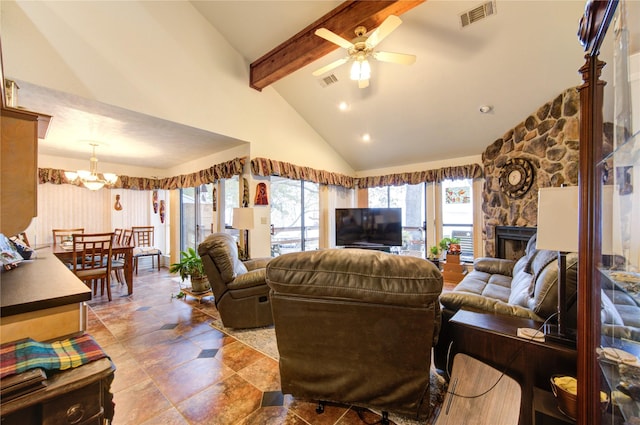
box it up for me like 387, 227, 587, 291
439, 237, 461, 256
169, 247, 211, 293
428, 245, 441, 269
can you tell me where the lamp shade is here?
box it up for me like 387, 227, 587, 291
536, 186, 579, 252
232, 208, 254, 230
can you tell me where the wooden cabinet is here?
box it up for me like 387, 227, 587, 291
448, 310, 577, 425
1, 107, 38, 237
441, 253, 467, 284
0, 358, 115, 425
577, 1, 639, 423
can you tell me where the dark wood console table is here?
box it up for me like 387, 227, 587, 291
0, 358, 114, 425
447, 310, 577, 425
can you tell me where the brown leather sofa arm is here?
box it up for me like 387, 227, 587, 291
440, 292, 543, 320
243, 257, 271, 271
228, 269, 267, 290
473, 257, 517, 276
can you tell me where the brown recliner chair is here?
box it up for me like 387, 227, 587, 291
198, 232, 273, 329
266, 248, 443, 419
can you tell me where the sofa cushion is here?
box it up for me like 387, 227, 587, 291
473, 257, 516, 276
507, 268, 534, 307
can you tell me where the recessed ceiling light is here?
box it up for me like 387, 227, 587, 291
479, 105, 493, 114
361, 133, 371, 142
338, 101, 349, 111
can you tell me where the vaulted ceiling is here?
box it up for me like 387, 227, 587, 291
5, 1, 618, 172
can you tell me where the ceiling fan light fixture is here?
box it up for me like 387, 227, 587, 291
350, 60, 361, 80
350, 58, 371, 82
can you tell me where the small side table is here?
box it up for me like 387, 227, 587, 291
181, 287, 213, 303
447, 310, 577, 425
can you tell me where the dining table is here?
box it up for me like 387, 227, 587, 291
52, 241, 134, 295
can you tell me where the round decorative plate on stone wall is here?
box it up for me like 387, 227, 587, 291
499, 158, 535, 198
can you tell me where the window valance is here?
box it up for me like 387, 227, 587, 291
355, 163, 483, 188
38, 157, 245, 190
251, 157, 356, 189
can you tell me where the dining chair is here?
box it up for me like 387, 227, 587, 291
111, 229, 132, 285
113, 228, 123, 244
132, 226, 162, 274
52, 228, 84, 246
72, 232, 114, 301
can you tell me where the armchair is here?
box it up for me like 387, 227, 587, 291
198, 232, 273, 329
265, 248, 443, 419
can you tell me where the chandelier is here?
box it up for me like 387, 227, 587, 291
64, 143, 118, 191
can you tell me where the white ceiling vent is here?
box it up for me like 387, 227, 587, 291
318, 74, 338, 88
460, 1, 496, 28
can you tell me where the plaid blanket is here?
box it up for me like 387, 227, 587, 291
0, 333, 108, 379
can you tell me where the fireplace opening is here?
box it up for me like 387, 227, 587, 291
495, 226, 537, 260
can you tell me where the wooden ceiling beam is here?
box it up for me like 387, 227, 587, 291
249, 0, 425, 91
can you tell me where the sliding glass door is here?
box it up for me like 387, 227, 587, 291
270, 177, 319, 256
180, 184, 214, 251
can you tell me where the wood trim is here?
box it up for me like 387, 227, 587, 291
576, 1, 618, 423
577, 53, 605, 425
249, 0, 425, 91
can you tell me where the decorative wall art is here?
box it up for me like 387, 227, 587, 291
114, 194, 123, 211
445, 186, 471, 204
160, 200, 166, 223
153, 190, 159, 213
255, 183, 268, 205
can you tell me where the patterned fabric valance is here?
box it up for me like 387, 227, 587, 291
251, 157, 356, 189
355, 163, 483, 188
39, 157, 245, 190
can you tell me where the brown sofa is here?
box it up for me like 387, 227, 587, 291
265, 248, 443, 419
198, 232, 273, 329
434, 234, 578, 370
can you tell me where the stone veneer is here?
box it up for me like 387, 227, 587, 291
482, 87, 580, 257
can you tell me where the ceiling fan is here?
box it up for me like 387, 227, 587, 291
312, 15, 416, 88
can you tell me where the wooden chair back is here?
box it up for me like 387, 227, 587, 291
72, 232, 114, 301
121, 229, 133, 246
113, 228, 123, 244
72, 233, 114, 274
53, 228, 84, 246
132, 226, 155, 247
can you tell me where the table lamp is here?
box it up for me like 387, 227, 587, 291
536, 186, 578, 345
232, 207, 254, 260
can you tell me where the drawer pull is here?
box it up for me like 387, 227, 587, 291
66, 404, 85, 424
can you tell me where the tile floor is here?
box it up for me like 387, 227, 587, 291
87, 263, 449, 425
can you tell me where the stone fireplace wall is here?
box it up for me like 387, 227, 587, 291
482, 87, 580, 257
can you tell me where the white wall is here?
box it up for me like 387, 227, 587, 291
25, 184, 168, 262
1, 0, 354, 176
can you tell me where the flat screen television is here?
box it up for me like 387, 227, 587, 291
335, 208, 402, 247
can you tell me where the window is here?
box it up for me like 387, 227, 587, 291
368, 184, 426, 257
441, 178, 474, 260
270, 177, 319, 256
223, 176, 239, 231
180, 184, 214, 251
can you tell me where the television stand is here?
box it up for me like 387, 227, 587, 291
343, 245, 391, 253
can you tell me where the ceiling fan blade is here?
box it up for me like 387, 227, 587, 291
314, 28, 354, 49
312, 57, 350, 76
358, 79, 370, 89
373, 51, 416, 65
366, 15, 402, 48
